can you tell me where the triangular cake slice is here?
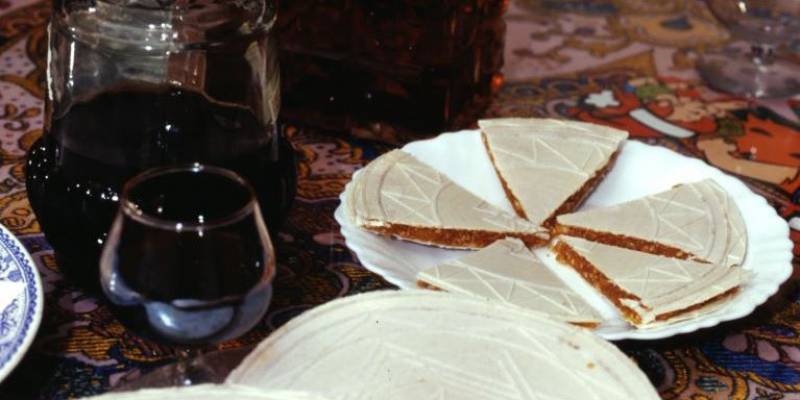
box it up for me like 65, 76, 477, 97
479, 118, 628, 228
552, 236, 746, 328
416, 238, 602, 327
346, 150, 550, 249
555, 179, 747, 267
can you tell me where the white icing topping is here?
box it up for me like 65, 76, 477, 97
479, 118, 628, 224
704, 181, 748, 267
80, 384, 328, 400
557, 236, 746, 328
557, 179, 747, 267
346, 150, 548, 248
417, 238, 602, 325
228, 291, 660, 400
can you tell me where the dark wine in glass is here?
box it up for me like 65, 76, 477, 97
100, 164, 275, 384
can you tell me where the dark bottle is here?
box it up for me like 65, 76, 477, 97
26, 0, 295, 290
277, 0, 508, 144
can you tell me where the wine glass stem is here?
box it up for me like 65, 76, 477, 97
751, 44, 776, 66
173, 348, 213, 386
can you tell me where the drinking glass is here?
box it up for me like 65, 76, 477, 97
699, 0, 800, 98
100, 164, 275, 386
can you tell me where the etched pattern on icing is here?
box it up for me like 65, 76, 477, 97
417, 238, 601, 325
693, 182, 729, 265
558, 236, 745, 327
705, 182, 748, 267
557, 179, 747, 267
348, 150, 546, 234
479, 118, 628, 225
380, 161, 448, 226
228, 291, 660, 400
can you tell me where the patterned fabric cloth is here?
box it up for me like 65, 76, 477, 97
0, 0, 799, 398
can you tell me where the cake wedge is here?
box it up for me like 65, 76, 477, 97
417, 238, 602, 327
554, 179, 747, 267
479, 118, 628, 228
552, 236, 746, 328
346, 150, 550, 249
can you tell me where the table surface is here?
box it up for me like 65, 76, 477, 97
2, 0, 800, 398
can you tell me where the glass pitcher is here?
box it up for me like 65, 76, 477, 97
26, 0, 296, 289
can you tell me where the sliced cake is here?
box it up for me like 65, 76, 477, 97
416, 238, 602, 327
479, 118, 628, 228
552, 236, 746, 328
346, 150, 550, 249
555, 179, 747, 267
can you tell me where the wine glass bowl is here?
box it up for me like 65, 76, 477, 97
100, 164, 275, 345
706, 0, 800, 45
699, 0, 800, 98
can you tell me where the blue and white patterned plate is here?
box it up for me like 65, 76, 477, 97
0, 224, 43, 384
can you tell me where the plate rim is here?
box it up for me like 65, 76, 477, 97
335, 129, 794, 340
0, 224, 44, 383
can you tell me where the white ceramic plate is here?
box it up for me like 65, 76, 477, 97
0, 224, 43, 383
334, 130, 794, 340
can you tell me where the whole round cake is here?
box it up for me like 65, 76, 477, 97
81, 384, 328, 400
228, 290, 659, 400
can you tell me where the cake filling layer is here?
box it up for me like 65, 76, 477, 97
364, 223, 549, 249
556, 179, 747, 268
554, 225, 694, 261
552, 236, 746, 328
552, 240, 643, 325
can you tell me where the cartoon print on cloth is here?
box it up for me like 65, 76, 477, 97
0, 0, 40, 22
567, 76, 800, 194
611, 0, 729, 48
0, 33, 44, 159
694, 108, 800, 255
658, 299, 800, 397
504, 1, 727, 81
0, 191, 38, 235
504, 2, 641, 80
698, 109, 800, 191
632, 347, 791, 398
568, 77, 745, 139
514, 0, 619, 15
291, 127, 368, 201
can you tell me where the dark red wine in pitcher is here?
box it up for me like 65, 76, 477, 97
26, 84, 296, 289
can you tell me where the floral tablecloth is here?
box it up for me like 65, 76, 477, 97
1, 0, 800, 398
